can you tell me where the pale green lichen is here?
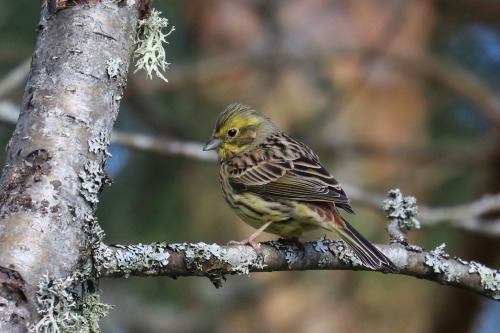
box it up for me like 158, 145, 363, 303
88, 131, 111, 157
406, 244, 423, 252
172, 242, 229, 288
168, 242, 188, 252
469, 261, 500, 299
29, 210, 114, 333
29, 274, 80, 333
424, 243, 449, 274
222, 243, 267, 275
230, 250, 266, 275
182, 242, 227, 272
83, 213, 105, 245
424, 244, 465, 283
134, 9, 175, 82
316, 238, 342, 268
81, 291, 113, 332
79, 161, 106, 207
114, 243, 170, 278
29, 274, 112, 333
318, 257, 329, 268
314, 238, 329, 253
106, 57, 122, 79
267, 240, 302, 269
169, 242, 267, 282
383, 189, 420, 233
284, 248, 301, 269
84, 214, 114, 274
327, 240, 363, 268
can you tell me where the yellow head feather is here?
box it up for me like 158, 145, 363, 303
205, 103, 278, 161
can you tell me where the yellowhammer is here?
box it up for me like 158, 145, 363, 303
204, 103, 397, 272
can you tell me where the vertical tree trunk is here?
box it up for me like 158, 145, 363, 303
0, 2, 138, 331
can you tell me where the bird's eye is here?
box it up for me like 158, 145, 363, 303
228, 129, 238, 137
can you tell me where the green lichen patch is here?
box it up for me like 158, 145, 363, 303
182, 242, 227, 272
181, 242, 230, 288
79, 161, 107, 207
327, 239, 363, 268
83, 214, 114, 275
469, 261, 500, 299
267, 240, 302, 269
284, 249, 301, 269
134, 9, 175, 82
88, 131, 111, 157
168, 242, 227, 266
81, 290, 113, 333
406, 244, 424, 252
28, 214, 115, 333
229, 249, 266, 275
114, 243, 170, 279
383, 189, 420, 233
318, 257, 329, 268
106, 57, 122, 80
424, 243, 450, 274
29, 275, 112, 333
315, 238, 340, 268
314, 237, 329, 253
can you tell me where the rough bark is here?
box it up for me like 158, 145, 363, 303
90, 239, 500, 301
0, 2, 138, 331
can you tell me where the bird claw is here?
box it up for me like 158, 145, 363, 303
228, 239, 263, 256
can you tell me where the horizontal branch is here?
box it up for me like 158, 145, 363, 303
345, 184, 500, 237
92, 239, 500, 301
0, 58, 30, 100
110, 131, 216, 162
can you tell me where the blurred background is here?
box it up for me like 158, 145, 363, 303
1, 1, 500, 332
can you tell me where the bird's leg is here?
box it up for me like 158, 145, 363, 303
292, 237, 305, 251
228, 221, 273, 256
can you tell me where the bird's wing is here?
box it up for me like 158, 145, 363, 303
225, 134, 354, 213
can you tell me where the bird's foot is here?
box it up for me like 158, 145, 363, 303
292, 238, 305, 251
228, 238, 263, 256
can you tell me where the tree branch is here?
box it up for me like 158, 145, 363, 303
345, 184, 500, 237
110, 131, 216, 162
91, 240, 500, 301
81, 189, 500, 302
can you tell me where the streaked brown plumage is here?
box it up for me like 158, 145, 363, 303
204, 103, 397, 272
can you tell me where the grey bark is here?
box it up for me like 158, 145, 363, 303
0, 2, 138, 332
91, 240, 500, 301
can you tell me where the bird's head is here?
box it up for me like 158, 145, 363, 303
204, 103, 278, 161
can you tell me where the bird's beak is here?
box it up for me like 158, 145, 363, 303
203, 138, 221, 151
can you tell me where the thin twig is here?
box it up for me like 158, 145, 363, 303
0, 58, 31, 99
0, 100, 20, 124
110, 131, 217, 162
345, 184, 500, 237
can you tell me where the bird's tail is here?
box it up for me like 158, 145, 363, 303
333, 215, 398, 273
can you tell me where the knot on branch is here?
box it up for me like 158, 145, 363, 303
383, 189, 420, 243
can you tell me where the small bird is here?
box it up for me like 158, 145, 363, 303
204, 103, 397, 272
